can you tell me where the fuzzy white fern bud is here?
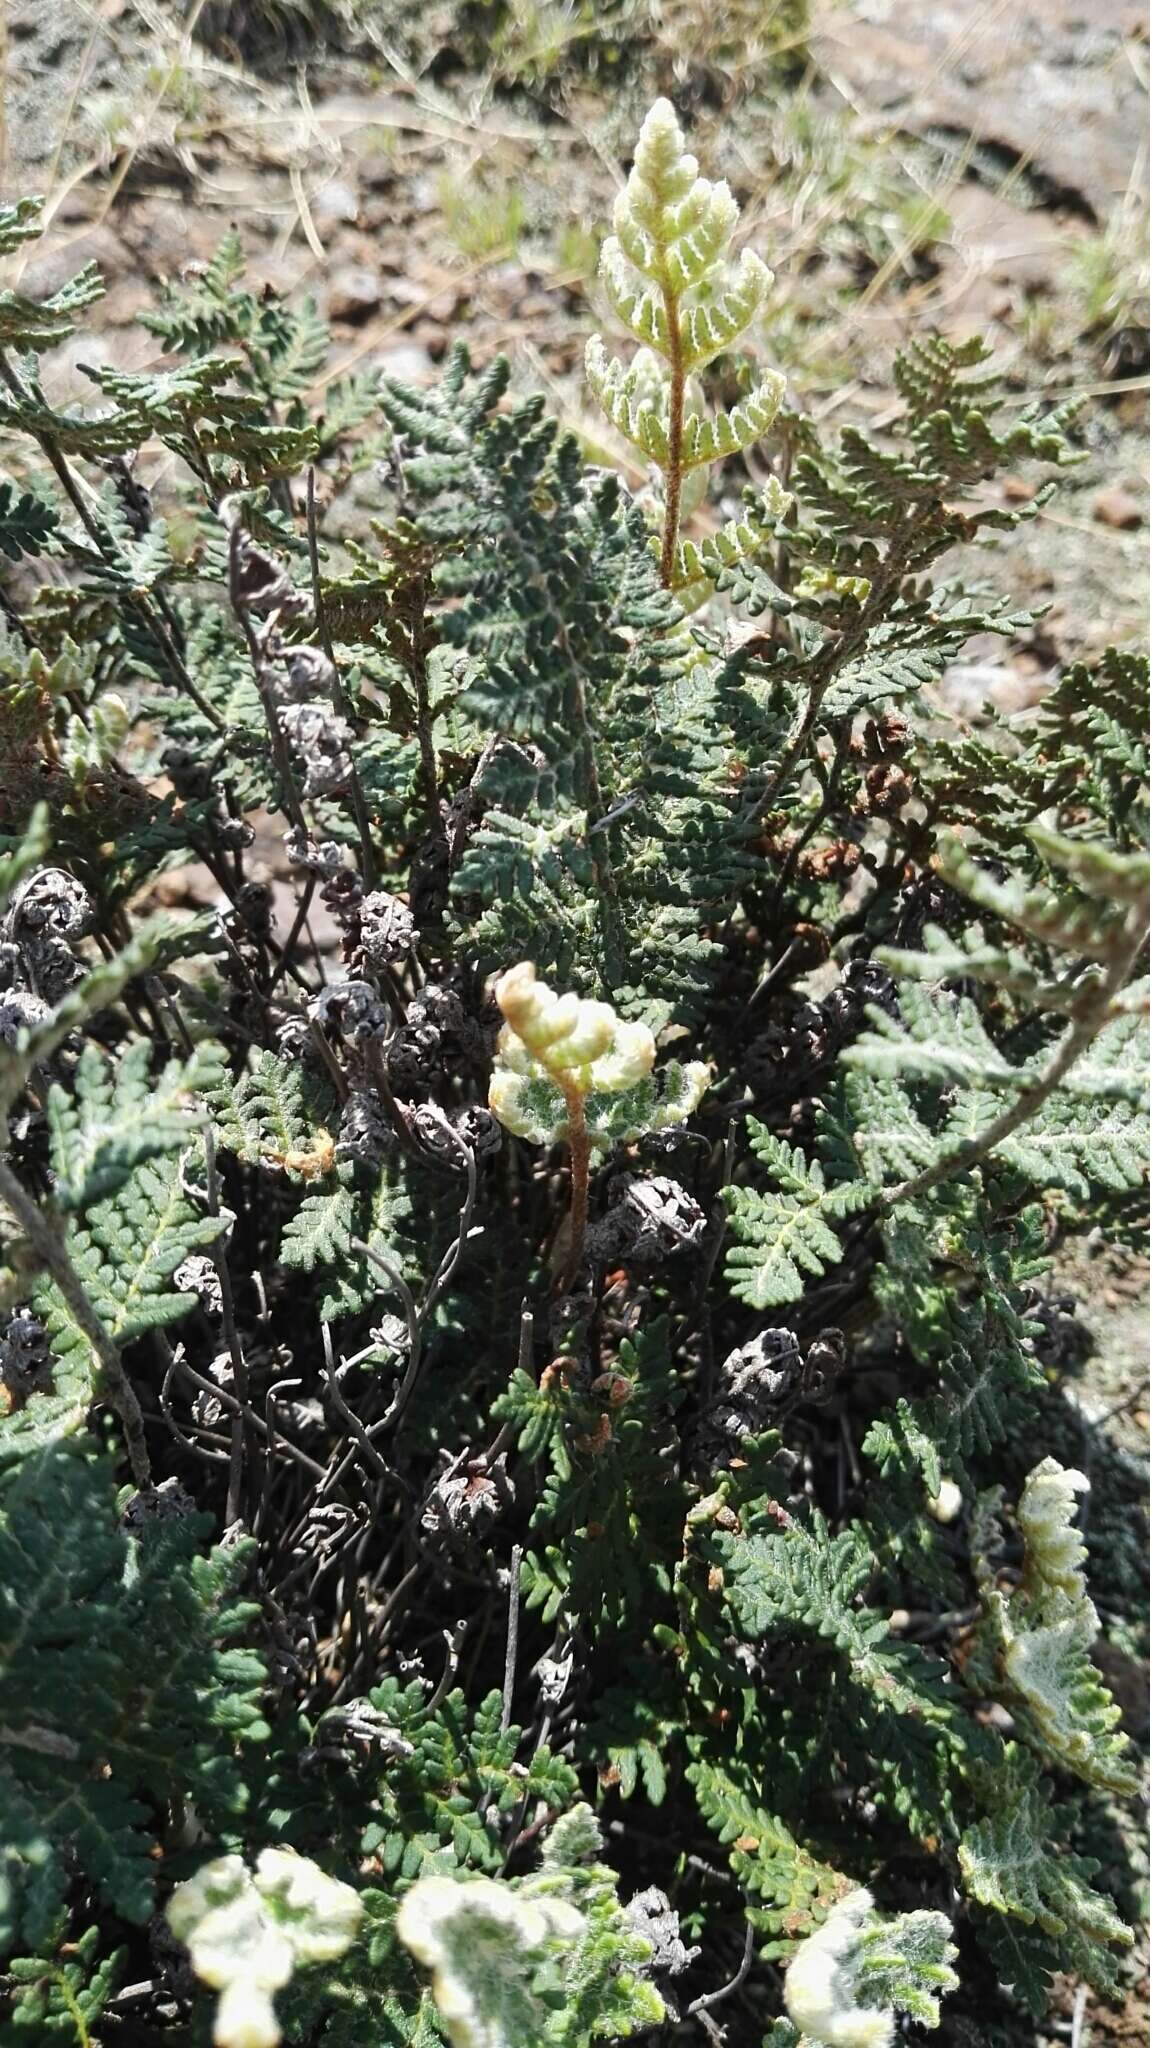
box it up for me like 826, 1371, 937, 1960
610, 99, 740, 299
785, 1887, 957, 2048
1017, 1456, 1090, 1599
396, 1871, 585, 2048
785, 1890, 894, 2048
593, 98, 779, 374
493, 961, 653, 1092
211, 1982, 283, 2048
167, 1849, 362, 2048
926, 1477, 963, 1524
488, 962, 708, 1147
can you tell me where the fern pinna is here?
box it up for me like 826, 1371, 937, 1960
0, 96, 1147, 2048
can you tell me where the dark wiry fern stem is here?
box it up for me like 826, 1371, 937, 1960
744, 517, 918, 828
558, 1087, 591, 1291
0, 1157, 151, 1485
204, 1126, 249, 1528
557, 607, 617, 908
227, 524, 308, 836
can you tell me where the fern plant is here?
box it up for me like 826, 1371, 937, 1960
0, 100, 1146, 2048
586, 95, 789, 597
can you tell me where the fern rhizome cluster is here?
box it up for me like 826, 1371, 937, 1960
0, 99, 1147, 2048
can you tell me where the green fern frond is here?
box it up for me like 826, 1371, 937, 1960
959, 1749, 1133, 1998
0, 482, 61, 560
45, 1038, 224, 1212
0, 807, 51, 921
207, 1048, 320, 1165
724, 1123, 869, 1308
3, 1922, 125, 2045
0, 264, 105, 352
688, 1760, 846, 1958
35, 1153, 220, 1362
0, 196, 48, 259
670, 485, 790, 594
280, 1168, 411, 1321
0, 1446, 266, 1951
586, 100, 785, 591
678, 250, 774, 370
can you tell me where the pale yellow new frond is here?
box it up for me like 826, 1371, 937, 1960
670, 484, 792, 596
586, 96, 787, 594
598, 241, 669, 351
584, 337, 671, 465
679, 248, 774, 369
680, 373, 786, 471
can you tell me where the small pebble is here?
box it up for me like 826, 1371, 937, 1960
1093, 487, 1143, 530
327, 266, 382, 325
312, 180, 359, 226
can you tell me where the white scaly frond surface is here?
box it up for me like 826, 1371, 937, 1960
584, 336, 670, 465
784, 1887, 957, 2048
975, 1458, 1136, 1795
586, 98, 787, 594
679, 375, 786, 469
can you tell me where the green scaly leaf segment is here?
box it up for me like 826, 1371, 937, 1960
724, 1120, 870, 1308
0, 1447, 266, 1952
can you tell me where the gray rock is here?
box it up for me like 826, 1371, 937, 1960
327, 265, 382, 325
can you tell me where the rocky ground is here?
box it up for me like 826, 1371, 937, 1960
5, 2, 1150, 2037
8, 1, 1149, 658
